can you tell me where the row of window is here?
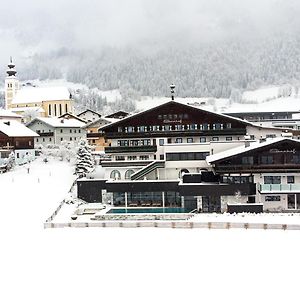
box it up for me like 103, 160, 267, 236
118, 123, 232, 133
234, 154, 300, 165
115, 155, 150, 161
117, 136, 234, 147
264, 176, 295, 184
110, 169, 135, 180
36, 137, 78, 143
48, 103, 68, 116
166, 152, 210, 161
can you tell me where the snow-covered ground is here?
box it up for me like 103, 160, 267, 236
0, 158, 300, 300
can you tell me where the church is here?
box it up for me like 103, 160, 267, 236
4, 58, 73, 121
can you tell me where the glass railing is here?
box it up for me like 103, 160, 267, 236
259, 184, 300, 192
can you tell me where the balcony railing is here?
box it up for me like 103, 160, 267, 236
105, 145, 157, 154
37, 132, 54, 137
105, 128, 246, 138
258, 184, 300, 193
215, 164, 300, 172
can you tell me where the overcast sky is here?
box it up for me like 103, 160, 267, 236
0, 0, 299, 66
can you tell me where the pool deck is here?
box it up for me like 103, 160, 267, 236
45, 201, 300, 230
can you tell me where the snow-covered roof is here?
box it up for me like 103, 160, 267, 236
100, 100, 255, 130
12, 86, 71, 104
0, 120, 39, 137
11, 107, 45, 113
206, 138, 299, 163
28, 117, 86, 128
0, 109, 22, 118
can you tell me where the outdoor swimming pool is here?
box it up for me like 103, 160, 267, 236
106, 207, 193, 214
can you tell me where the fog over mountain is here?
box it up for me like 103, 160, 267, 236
1, 0, 300, 99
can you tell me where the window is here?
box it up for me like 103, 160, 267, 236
36, 138, 39, 142
160, 154, 164, 160
110, 170, 121, 180
190, 124, 197, 130
29, 140, 32, 146
59, 104, 62, 116
200, 137, 206, 143
65, 103, 68, 113
242, 156, 254, 165
54, 104, 57, 116
265, 196, 281, 202
140, 155, 149, 160
226, 137, 232, 141
175, 138, 183, 143
42, 138, 45, 142
264, 176, 281, 184
125, 169, 135, 180
60, 129, 63, 133
70, 137, 73, 141
78, 130, 81, 133
116, 156, 125, 161
287, 176, 295, 184
166, 152, 210, 161
49, 138, 52, 142
61, 138, 63, 141
261, 155, 273, 164
226, 123, 232, 129
128, 156, 137, 160
187, 138, 193, 143
70, 129, 72, 133
118, 127, 122, 133
48, 104, 51, 116
159, 139, 164, 146
212, 137, 219, 141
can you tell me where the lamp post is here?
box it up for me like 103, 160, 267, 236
170, 84, 175, 100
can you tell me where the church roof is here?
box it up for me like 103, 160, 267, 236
12, 86, 71, 104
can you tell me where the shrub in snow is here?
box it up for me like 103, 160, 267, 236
75, 139, 95, 178
6, 152, 15, 171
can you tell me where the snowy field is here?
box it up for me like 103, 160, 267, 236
1, 159, 300, 300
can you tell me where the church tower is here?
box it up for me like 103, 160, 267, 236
5, 57, 19, 110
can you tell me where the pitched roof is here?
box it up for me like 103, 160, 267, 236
0, 109, 22, 118
77, 109, 101, 118
100, 100, 253, 130
206, 138, 300, 163
12, 86, 71, 104
27, 117, 86, 128
82, 117, 111, 129
0, 120, 39, 137
58, 113, 88, 123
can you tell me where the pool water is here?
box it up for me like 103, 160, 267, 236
106, 207, 192, 214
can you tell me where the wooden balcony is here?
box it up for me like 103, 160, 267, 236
105, 128, 247, 139
214, 164, 300, 173
105, 145, 157, 154
37, 132, 54, 137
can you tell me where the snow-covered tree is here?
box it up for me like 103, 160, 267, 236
75, 139, 94, 177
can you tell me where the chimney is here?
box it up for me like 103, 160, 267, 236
170, 84, 175, 100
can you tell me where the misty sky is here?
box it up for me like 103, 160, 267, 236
0, 0, 300, 66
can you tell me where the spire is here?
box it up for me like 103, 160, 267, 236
7, 57, 17, 77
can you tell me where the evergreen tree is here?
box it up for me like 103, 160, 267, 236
75, 139, 94, 177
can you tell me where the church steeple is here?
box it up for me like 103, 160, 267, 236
6, 57, 17, 77
5, 57, 19, 110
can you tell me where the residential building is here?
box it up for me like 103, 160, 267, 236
0, 120, 38, 164
83, 118, 111, 151
77, 109, 101, 123
26, 117, 86, 147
